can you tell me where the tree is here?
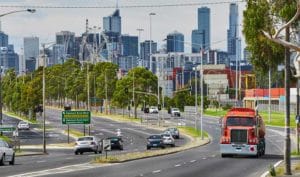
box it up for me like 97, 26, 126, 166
243, 0, 299, 174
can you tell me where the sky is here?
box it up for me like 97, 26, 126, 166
0, 0, 246, 54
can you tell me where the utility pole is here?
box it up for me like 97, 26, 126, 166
42, 44, 46, 154
269, 68, 271, 123
297, 78, 299, 154
195, 66, 198, 130
284, 26, 291, 175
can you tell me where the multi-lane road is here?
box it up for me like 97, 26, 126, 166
0, 109, 287, 177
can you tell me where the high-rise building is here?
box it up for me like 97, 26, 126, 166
227, 3, 240, 62
198, 7, 210, 49
166, 31, 184, 53
0, 45, 19, 73
0, 32, 8, 47
56, 31, 76, 59
52, 44, 65, 64
24, 36, 39, 71
103, 9, 121, 35
121, 35, 138, 57
140, 40, 157, 70
191, 7, 210, 53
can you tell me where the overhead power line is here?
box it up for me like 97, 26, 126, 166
0, 1, 245, 9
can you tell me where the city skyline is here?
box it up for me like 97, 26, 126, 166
0, 0, 246, 54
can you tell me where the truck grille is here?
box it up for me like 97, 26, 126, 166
231, 129, 247, 143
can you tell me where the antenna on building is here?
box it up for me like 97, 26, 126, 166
85, 19, 89, 34
116, 0, 119, 9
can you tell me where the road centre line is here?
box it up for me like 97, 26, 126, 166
174, 164, 181, 167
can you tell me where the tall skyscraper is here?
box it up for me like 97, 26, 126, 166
227, 3, 240, 62
166, 31, 184, 53
103, 9, 121, 35
191, 7, 210, 53
56, 31, 76, 60
24, 36, 39, 71
52, 44, 65, 65
0, 32, 8, 47
121, 35, 138, 57
140, 40, 157, 69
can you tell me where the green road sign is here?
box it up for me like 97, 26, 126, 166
0, 126, 16, 132
62, 111, 91, 124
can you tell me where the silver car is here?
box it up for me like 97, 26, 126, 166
17, 121, 30, 130
0, 140, 15, 165
74, 136, 102, 155
161, 133, 175, 147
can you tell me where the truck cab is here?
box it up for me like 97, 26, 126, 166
220, 108, 265, 157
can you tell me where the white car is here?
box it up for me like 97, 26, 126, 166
171, 108, 181, 117
149, 106, 159, 114
17, 121, 30, 130
0, 140, 15, 165
161, 133, 175, 147
74, 136, 102, 155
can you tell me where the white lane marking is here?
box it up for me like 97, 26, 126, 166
202, 157, 207, 160
190, 160, 196, 163
65, 157, 74, 160
152, 170, 161, 174
174, 164, 181, 167
36, 160, 46, 163
260, 160, 282, 177
8, 163, 112, 177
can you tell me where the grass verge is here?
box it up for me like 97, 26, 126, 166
93, 126, 209, 163
3, 111, 38, 124
94, 112, 141, 123
268, 162, 300, 177
0, 135, 12, 143
178, 126, 209, 138
204, 108, 296, 128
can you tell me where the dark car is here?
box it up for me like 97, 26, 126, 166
107, 137, 123, 150
146, 134, 165, 150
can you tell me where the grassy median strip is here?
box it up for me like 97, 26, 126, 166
63, 129, 84, 138
94, 112, 141, 123
93, 127, 209, 163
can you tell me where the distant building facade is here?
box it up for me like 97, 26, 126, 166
24, 36, 39, 72
166, 31, 184, 53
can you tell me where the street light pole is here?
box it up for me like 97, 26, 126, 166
149, 12, 155, 72
42, 44, 47, 154
0, 8, 36, 136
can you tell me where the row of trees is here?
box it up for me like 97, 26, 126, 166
2, 59, 210, 119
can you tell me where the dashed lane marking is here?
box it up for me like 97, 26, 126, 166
174, 164, 181, 167
8, 163, 113, 177
152, 170, 161, 174
36, 160, 46, 163
190, 160, 196, 163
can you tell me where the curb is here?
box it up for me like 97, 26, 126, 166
94, 138, 210, 163
16, 152, 47, 157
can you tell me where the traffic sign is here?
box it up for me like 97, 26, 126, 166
62, 111, 91, 124
0, 126, 16, 132
103, 139, 111, 151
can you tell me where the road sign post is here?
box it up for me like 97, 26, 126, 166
102, 139, 111, 159
62, 111, 91, 124
0, 126, 16, 132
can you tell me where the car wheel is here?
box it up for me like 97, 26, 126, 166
99, 150, 102, 154
171, 144, 175, 147
147, 147, 150, 150
80, 152, 83, 155
0, 154, 5, 166
9, 154, 15, 165
161, 146, 165, 149
94, 151, 98, 154
75, 151, 78, 155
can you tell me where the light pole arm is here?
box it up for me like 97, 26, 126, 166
0, 9, 36, 17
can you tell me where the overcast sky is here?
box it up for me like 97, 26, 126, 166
0, 0, 246, 53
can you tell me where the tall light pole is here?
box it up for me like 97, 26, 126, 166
0, 9, 35, 136
137, 28, 144, 66
149, 12, 156, 72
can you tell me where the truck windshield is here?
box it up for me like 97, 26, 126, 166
226, 117, 254, 126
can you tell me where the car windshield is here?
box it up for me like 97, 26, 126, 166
149, 135, 161, 139
226, 117, 254, 126
108, 137, 120, 142
172, 108, 179, 111
167, 128, 177, 132
19, 121, 27, 124
78, 137, 93, 141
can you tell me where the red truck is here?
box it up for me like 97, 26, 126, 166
220, 108, 266, 157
